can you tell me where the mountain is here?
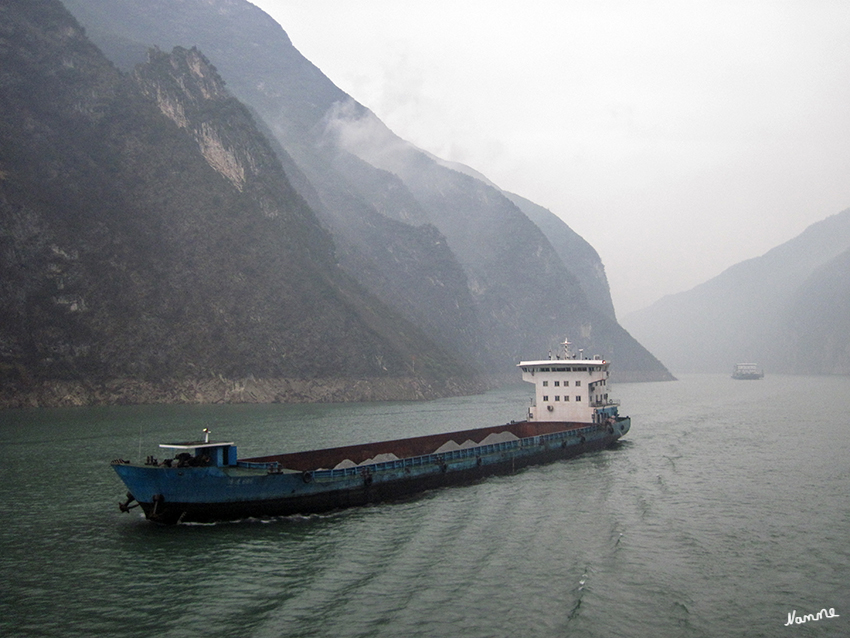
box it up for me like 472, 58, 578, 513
622, 208, 850, 373
420, 157, 617, 321
61, 0, 672, 382
783, 246, 850, 374
421, 157, 618, 322
501, 191, 617, 321
0, 0, 483, 407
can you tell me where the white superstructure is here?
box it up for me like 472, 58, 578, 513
518, 338, 619, 423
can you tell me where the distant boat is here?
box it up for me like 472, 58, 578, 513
732, 363, 764, 380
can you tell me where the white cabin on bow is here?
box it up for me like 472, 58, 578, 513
518, 338, 619, 424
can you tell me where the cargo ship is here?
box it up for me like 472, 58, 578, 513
112, 339, 630, 524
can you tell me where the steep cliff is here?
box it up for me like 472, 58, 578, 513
502, 192, 617, 321
62, 0, 672, 381
0, 0, 482, 407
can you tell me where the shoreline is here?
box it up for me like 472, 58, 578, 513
0, 375, 493, 410
0, 368, 673, 410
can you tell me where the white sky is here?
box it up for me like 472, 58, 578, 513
251, 0, 850, 316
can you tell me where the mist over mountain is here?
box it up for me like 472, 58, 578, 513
623, 208, 850, 374
783, 245, 850, 374
0, 0, 482, 407
501, 191, 617, 321
417, 157, 617, 321
62, 0, 671, 382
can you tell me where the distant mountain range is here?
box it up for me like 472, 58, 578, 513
0, 0, 671, 407
623, 208, 850, 374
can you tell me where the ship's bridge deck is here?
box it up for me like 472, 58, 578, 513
518, 358, 607, 369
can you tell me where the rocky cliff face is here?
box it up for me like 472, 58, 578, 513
0, 0, 482, 407
62, 0, 673, 382
502, 191, 617, 321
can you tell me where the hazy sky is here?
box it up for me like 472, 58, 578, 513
251, 0, 850, 316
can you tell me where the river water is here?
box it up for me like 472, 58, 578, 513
1, 374, 848, 637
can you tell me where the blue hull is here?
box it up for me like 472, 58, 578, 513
113, 418, 630, 524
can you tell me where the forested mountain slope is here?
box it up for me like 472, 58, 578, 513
0, 0, 480, 407
62, 0, 672, 381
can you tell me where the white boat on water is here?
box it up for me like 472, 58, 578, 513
732, 363, 764, 380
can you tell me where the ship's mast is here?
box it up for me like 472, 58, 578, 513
562, 337, 574, 360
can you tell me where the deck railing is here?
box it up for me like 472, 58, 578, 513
589, 398, 620, 408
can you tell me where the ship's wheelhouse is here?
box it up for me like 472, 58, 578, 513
518, 340, 620, 423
